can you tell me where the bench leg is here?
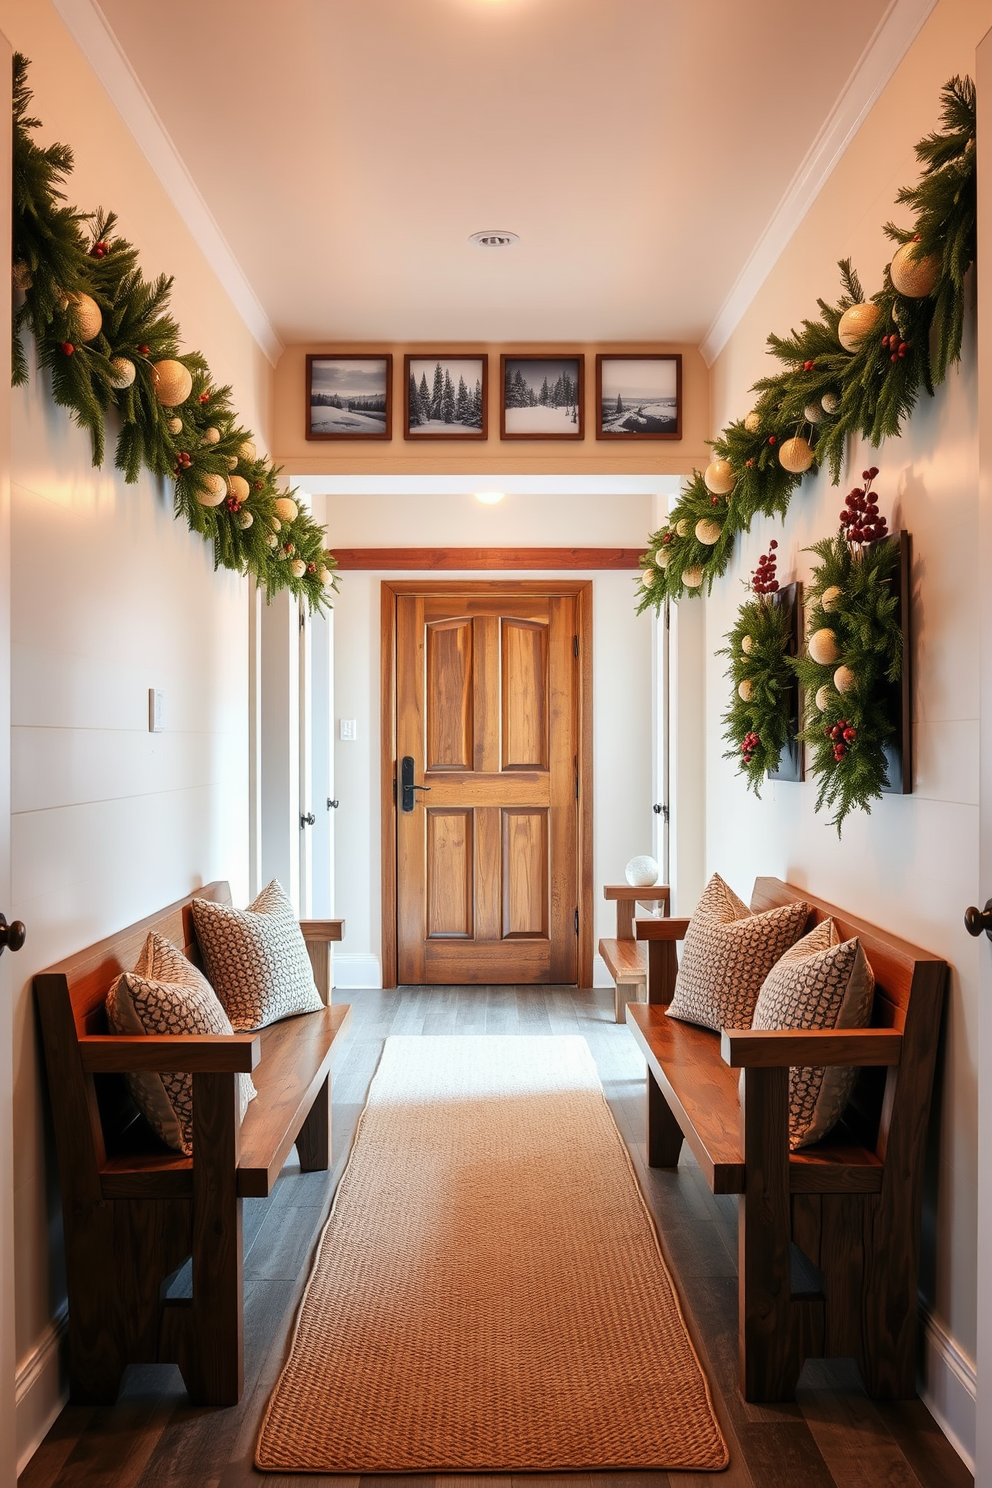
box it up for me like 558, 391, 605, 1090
186, 1072, 243, 1406
739, 1066, 801, 1401
647, 1069, 684, 1168
296, 1073, 331, 1172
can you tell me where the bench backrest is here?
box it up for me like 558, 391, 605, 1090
750, 878, 946, 1160
35, 882, 233, 1192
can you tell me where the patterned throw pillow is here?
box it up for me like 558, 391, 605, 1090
190, 880, 323, 1031
666, 874, 810, 1032
106, 932, 257, 1157
751, 918, 875, 1150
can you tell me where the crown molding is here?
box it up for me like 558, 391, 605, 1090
700, 0, 938, 368
53, 0, 283, 367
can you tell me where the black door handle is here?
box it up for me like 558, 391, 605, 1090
327, 798, 339, 809
0, 914, 26, 955
964, 900, 992, 939
400, 756, 432, 812
300, 812, 316, 828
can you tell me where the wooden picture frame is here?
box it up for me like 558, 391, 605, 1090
500, 355, 584, 440
404, 354, 488, 440
306, 354, 392, 441
596, 353, 682, 439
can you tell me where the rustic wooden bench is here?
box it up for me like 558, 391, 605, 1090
625, 876, 946, 1404
598, 883, 669, 1022
35, 881, 349, 1408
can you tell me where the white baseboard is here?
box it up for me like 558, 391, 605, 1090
16, 1302, 68, 1476
593, 953, 612, 989
332, 952, 382, 989
919, 1302, 975, 1473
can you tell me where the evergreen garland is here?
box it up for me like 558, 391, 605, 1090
719, 570, 795, 796
637, 75, 975, 612
11, 56, 337, 610
792, 475, 903, 834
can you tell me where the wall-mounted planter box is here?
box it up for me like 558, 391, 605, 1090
767, 580, 804, 784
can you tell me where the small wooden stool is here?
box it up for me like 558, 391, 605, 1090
598, 883, 670, 1022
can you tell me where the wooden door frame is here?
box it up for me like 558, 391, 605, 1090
381, 579, 593, 989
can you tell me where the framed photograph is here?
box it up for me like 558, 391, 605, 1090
306, 354, 392, 440
500, 355, 584, 439
595, 354, 682, 439
405, 355, 487, 439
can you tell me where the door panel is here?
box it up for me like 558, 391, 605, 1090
396, 587, 578, 984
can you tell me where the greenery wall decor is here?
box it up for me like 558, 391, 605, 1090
636, 76, 974, 612
11, 55, 337, 610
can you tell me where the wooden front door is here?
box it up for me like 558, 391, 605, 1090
391, 583, 587, 985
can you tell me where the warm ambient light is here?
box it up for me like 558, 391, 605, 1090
474, 491, 505, 504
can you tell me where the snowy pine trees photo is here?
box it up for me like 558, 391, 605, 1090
405, 355, 487, 437
500, 356, 584, 438
307, 355, 392, 439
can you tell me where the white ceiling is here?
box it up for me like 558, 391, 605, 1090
94, 0, 897, 348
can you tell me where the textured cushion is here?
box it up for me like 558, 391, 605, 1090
666, 874, 810, 1032
190, 880, 323, 1031
751, 918, 875, 1150
106, 932, 256, 1157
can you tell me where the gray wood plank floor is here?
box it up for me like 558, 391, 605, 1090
20, 985, 973, 1488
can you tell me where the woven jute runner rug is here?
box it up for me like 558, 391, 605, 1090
256, 1034, 728, 1473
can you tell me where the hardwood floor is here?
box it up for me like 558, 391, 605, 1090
21, 985, 972, 1488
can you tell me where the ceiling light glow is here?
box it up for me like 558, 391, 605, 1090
475, 491, 505, 504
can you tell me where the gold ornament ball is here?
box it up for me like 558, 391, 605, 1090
704, 458, 736, 495
741, 635, 754, 655
167, 416, 183, 435
319, 566, 333, 586
655, 548, 671, 569
838, 302, 882, 352
67, 291, 102, 342
228, 475, 250, 505
266, 533, 279, 549
809, 627, 840, 666
108, 356, 135, 390
202, 426, 220, 445
821, 584, 842, 612
291, 559, 307, 579
738, 679, 753, 702
833, 664, 857, 694
274, 496, 299, 523
821, 391, 840, 414
227, 455, 239, 470
270, 516, 282, 533
676, 518, 689, 538
682, 565, 704, 589
744, 411, 761, 434
803, 402, 823, 424
237, 510, 254, 530
239, 439, 256, 464
695, 518, 722, 545
152, 359, 193, 408
890, 241, 940, 298
778, 435, 814, 474
195, 473, 227, 508
641, 567, 657, 588
815, 684, 833, 712
11, 261, 32, 291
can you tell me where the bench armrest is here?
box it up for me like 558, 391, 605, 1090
299, 919, 345, 943
604, 885, 670, 902
79, 1034, 260, 1074
635, 917, 691, 942
721, 1028, 902, 1068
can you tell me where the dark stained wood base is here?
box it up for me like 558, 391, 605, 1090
20, 986, 972, 1488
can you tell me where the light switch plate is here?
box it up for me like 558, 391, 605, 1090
149, 689, 164, 733
339, 718, 357, 741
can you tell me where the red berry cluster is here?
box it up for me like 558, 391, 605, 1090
89, 240, 108, 259
839, 467, 888, 545
751, 540, 779, 594
307, 562, 317, 575
803, 359, 816, 372
881, 332, 910, 363
173, 449, 192, 476
199, 391, 211, 405
254, 480, 264, 492
283, 540, 294, 555
225, 494, 242, 513
61, 341, 74, 356
137, 343, 149, 356
661, 530, 673, 545
741, 730, 760, 765
824, 717, 857, 761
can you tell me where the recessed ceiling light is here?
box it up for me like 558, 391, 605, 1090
469, 230, 519, 249
474, 491, 505, 504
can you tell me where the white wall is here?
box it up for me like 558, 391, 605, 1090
702, 0, 989, 1466
313, 489, 659, 987
2, 0, 272, 1468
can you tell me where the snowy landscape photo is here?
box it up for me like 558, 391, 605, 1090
501, 356, 583, 438
406, 356, 486, 437
307, 355, 392, 439
597, 354, 681, 438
